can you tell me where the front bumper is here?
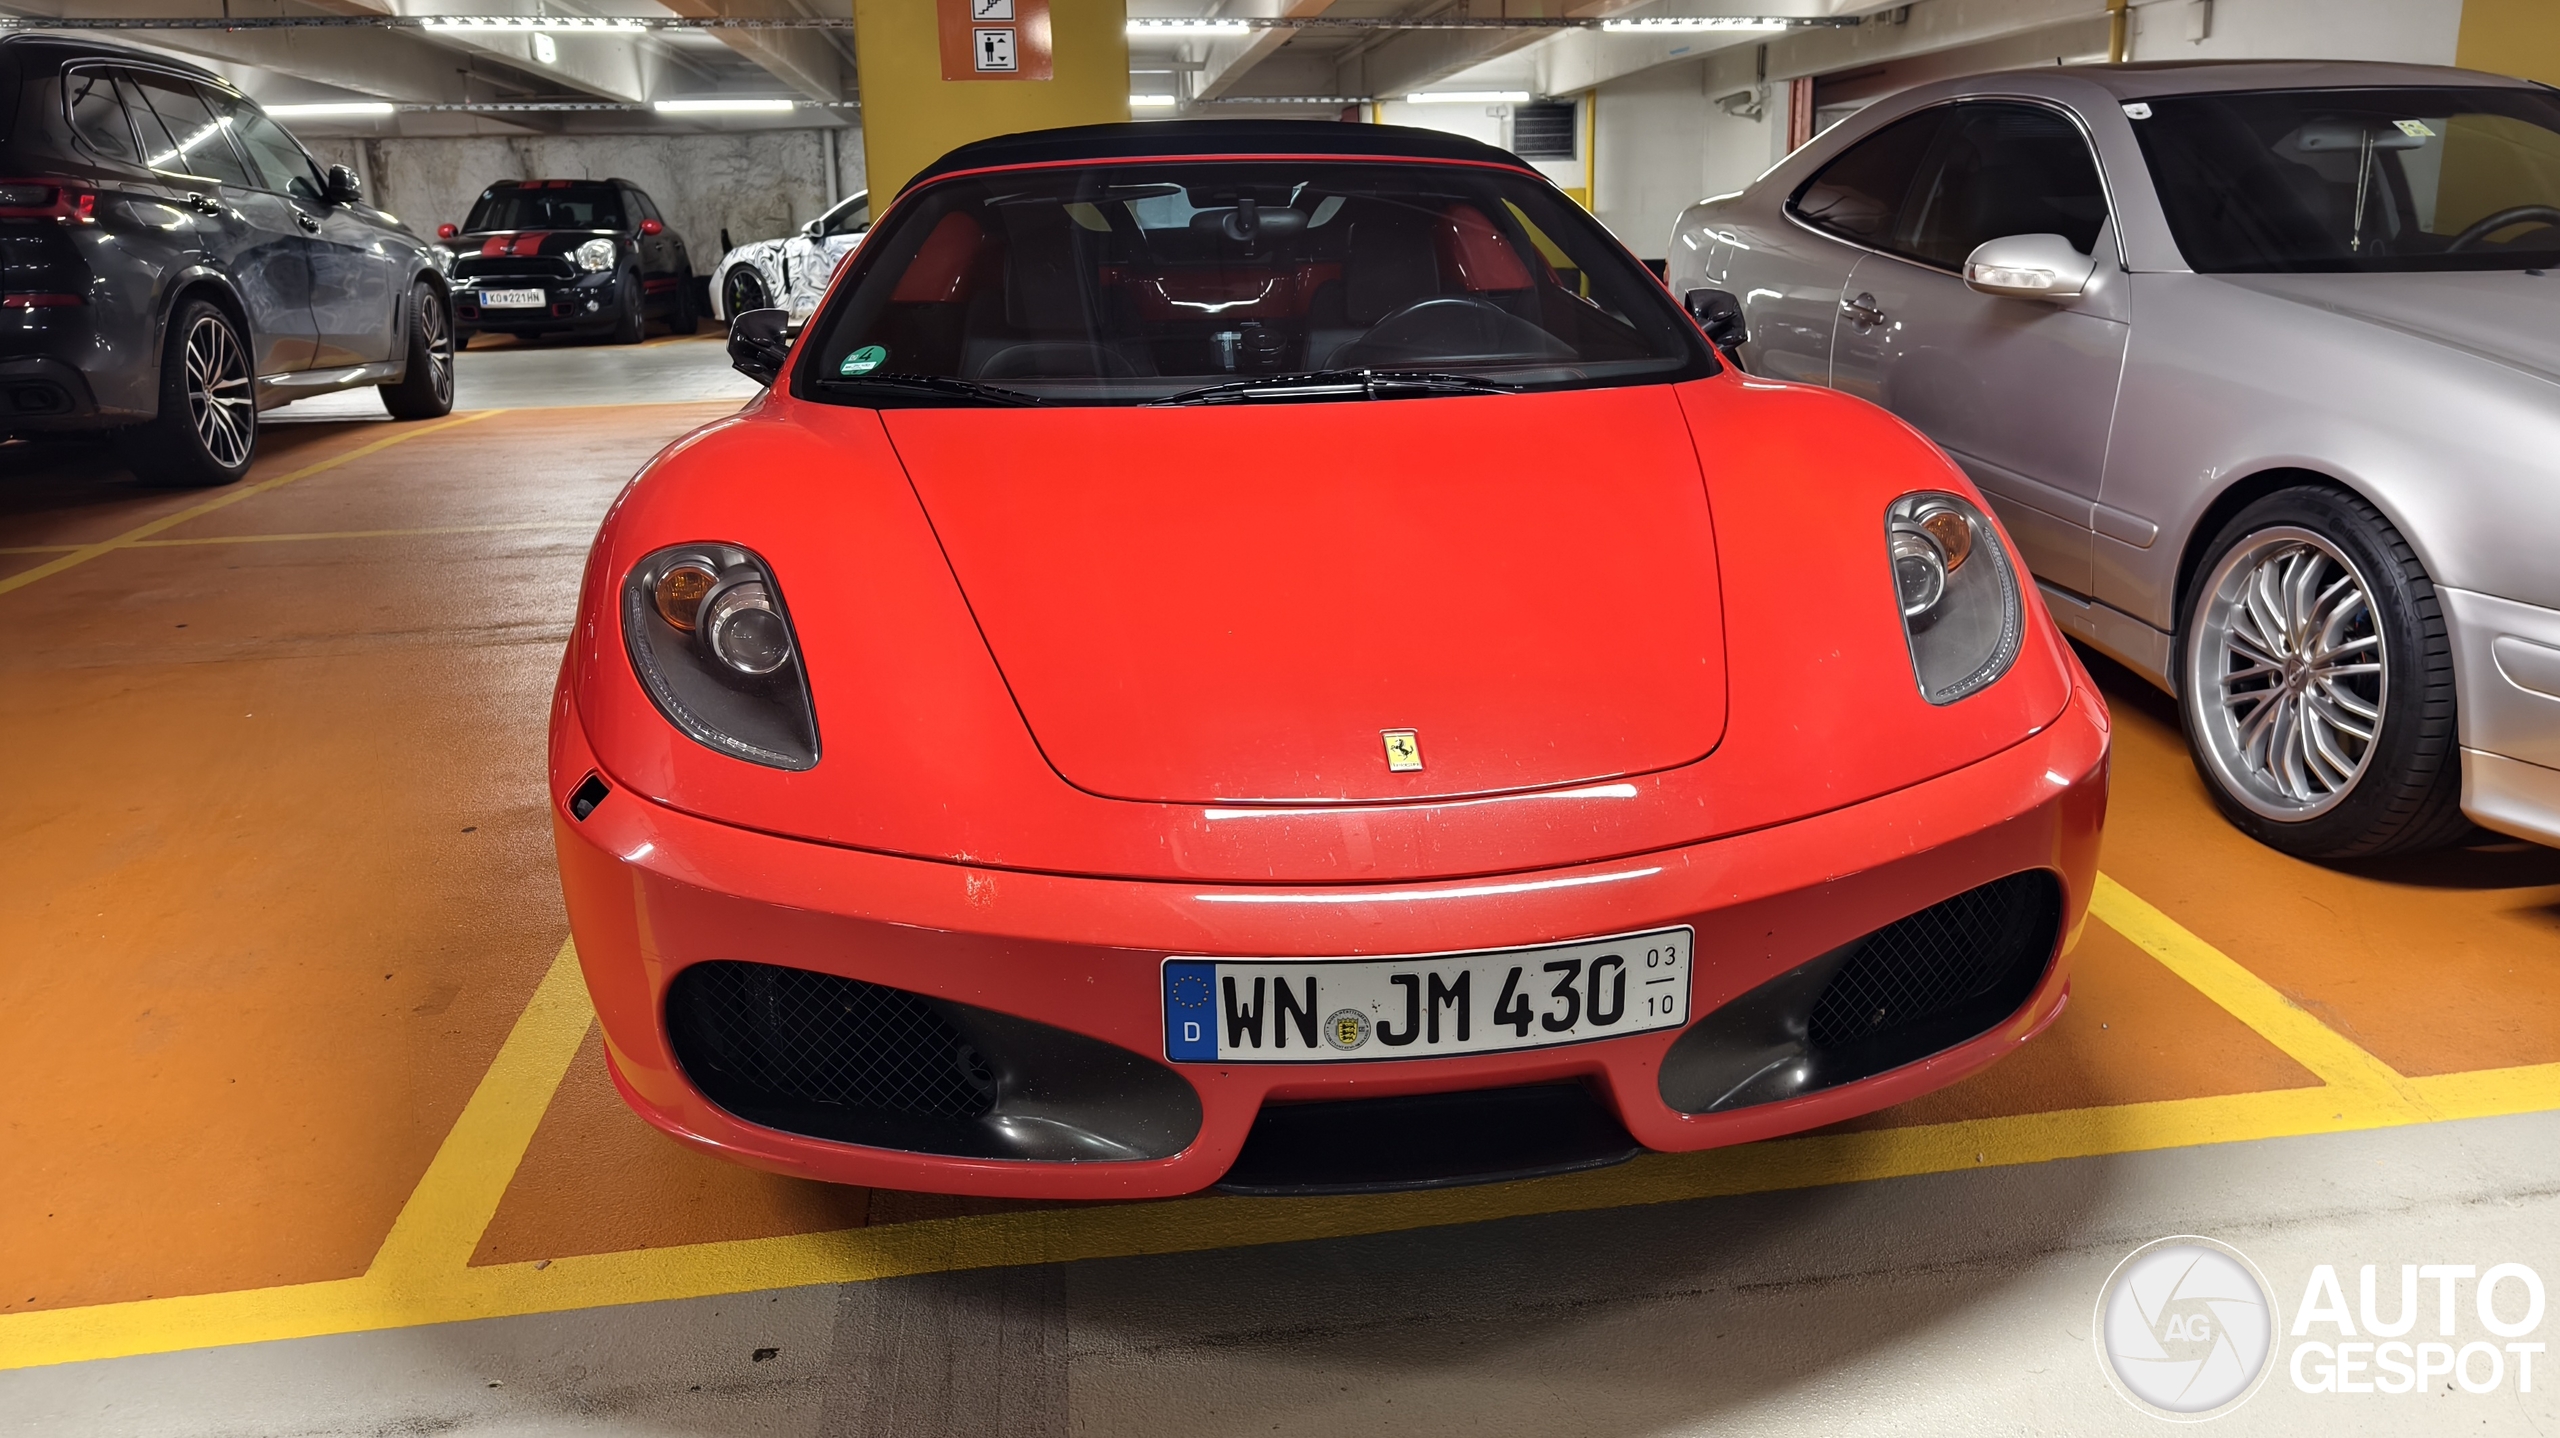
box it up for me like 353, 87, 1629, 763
2443, 585, 2560, 847
554, 679, 2109, 1199
452, 274, 626, 333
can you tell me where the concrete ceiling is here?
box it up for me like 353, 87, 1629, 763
0, 0, 855, 135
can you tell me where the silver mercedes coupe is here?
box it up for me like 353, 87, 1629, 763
1671, 60, 2560, 857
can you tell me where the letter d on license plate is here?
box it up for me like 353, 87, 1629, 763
1162, 927, 1691, 1063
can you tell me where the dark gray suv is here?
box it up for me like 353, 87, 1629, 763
0, 36, 452, 486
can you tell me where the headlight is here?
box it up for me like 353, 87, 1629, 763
1885, 492, 2023, 704
623, 544, 818, 769
573, 237, 617, 272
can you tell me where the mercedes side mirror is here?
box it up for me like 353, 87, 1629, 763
324, 164, 361, 206
1963, 233, 2097, 299
1683, 287, 1749, 355
728, 307, 793, 387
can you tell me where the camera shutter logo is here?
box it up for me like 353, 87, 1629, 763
2095, 1237, 2279, 1420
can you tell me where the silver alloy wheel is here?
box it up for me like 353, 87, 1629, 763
184, 312, 253, 468
2185, 526, 2388, 821
420, 287, 454, 406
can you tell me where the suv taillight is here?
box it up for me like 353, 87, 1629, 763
0, 182, 96, 222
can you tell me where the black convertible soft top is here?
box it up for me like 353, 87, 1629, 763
905, 120, 1538, 194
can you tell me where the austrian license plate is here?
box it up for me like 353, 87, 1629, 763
479, 288, 545, 308
1162, 926, 1692, 1063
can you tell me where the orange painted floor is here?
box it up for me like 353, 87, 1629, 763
1, 402, 2553, 1348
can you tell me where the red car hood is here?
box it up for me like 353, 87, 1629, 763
882, 387, 1728, 805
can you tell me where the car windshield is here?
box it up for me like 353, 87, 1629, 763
465, 184, 626, 232
797, 160, 1714, 406
2132, 86, 2560, 272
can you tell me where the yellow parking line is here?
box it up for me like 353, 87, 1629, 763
127, 522, 593, 548
368, 939, 595, 1282
0, 411, 497, 599
2087, 874, 2433, 1117
4, 872, 2552, 1371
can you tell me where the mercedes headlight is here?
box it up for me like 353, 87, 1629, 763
1885, 493, 2023, 704
573, 237, 617, 272
624, 544, 818, 769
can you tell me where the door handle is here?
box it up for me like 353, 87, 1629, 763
185, 192, 222, 216
295, 211, 322, 233
1841, 292, 1887, 329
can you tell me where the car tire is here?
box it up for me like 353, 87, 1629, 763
611, 269, 646, 345
378, 280, 456, 421
2177, 485, 2470, 858
118, 297, 256, 488
669, 272, 700, 335
721, 266, 768, 322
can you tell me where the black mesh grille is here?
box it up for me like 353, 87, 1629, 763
666, 961, 994, 1120
1512, 101, 1578, 159
1808, 871, 2060, 1049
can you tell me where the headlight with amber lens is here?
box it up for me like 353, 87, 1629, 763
573, 237, 616, 272
623, 544, 817, 769
1885, 492, 2022, 704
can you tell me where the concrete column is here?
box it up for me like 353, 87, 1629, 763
852, 0, 1130, 204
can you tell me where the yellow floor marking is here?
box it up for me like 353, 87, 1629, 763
0, 411, 498, 599
2088, 874, 2435, 1117
7, 522, 589, 557
6, 874, 2556, 1371
129, 522, 593, 547
369, 940, 596, 1282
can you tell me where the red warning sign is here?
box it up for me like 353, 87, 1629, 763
939, 0, 1053, 81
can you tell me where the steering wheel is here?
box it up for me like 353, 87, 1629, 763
2444, 205, 2560, 252
1335, 296, 1572, 368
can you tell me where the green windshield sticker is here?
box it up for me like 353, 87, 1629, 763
840, 344, 888, 376
2394, 119, 2437, 139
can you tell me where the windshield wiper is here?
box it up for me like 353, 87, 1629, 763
811, 372, 1046, 407
1149, 369, 1519, 406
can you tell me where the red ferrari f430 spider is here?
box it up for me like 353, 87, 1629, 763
550, 121, 2109, 1198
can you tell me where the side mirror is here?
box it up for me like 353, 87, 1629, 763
1683, 287, 1749, 355
1962, 233, 2097, 299
728, 306, 793, 387
801, 218, 824, 240
324, 164, 361, 206
640, 217, 664, 236
437, 222, 458, 241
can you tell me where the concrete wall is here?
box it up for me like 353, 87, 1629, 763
2122, 0, 2460, 65
298, 128, 863, 260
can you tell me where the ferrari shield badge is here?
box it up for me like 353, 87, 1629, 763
1381, 728, 1423, 772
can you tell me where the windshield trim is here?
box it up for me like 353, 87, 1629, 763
787, 155, 1717, 409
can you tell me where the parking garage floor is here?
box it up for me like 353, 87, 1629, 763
1, 337, 2556, 1435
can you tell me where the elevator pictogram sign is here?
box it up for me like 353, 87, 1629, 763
939, 0, 1053, 81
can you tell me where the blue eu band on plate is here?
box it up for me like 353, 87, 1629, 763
1162, 928, 1693, 1064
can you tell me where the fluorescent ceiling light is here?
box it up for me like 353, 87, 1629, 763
1130, 94, 1180, 108
1127, 19, 1250, 35
1405, 91, 1531, 104
1599, 17, 1789, 32
424, 15, 642, 28
653, 98, 797, 113
265, 101, 396, 118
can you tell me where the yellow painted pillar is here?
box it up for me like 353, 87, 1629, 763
2456, 0, 2560, 85
853, 0, 1131, 203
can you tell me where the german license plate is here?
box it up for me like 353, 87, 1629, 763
1162, 927, 1692, 1063
480, 288, 545, 308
